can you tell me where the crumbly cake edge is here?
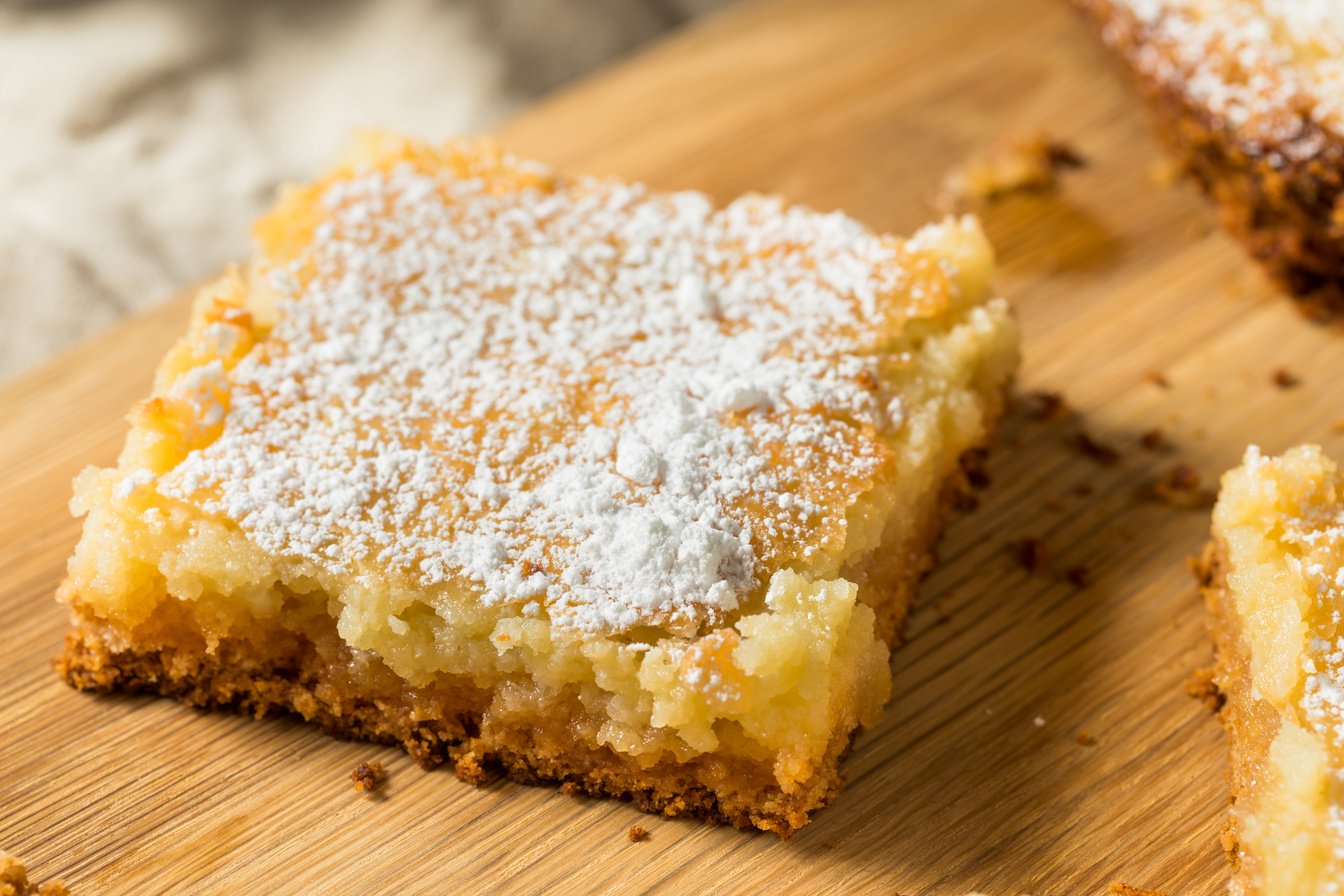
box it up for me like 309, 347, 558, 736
56, 432, 1000, 839
1073, 0, 1344, 320
0, 852, 69, 896
57, 614, 850, 837
1195, 537, 1276, 894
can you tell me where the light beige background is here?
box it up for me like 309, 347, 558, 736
0, 0, 725, 381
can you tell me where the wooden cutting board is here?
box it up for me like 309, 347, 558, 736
5, 0, 1340, 892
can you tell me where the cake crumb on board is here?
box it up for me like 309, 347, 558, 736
1144, 370, 1171, 389
1013, 537, 1052, 576
351, 760, 384, 793
1071, 431, 1121, 466
961, 447, 992, 489
937, 130, 1086, 211
1138, 429, 1169, 452
1138, 463, 1213, 509
1023, 389, 1071, 423
1185, 666, 1225, 713
1271, 367, 1300, 389
627, 825, 650, 843
0, 852, 70, 896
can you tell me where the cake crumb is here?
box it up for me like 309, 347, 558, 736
1072, 431, 1120, 466
454, 751, 487, 786
1144, 370, 1171, 389
0, 852, 70, 896
1024, 390, 1070, 423
1139, 429, 1169, 452
1158, 462, 1199, 490
1065, 565, 1092, 589
1014, 537, 1052, 575
1185, 667, 1225, 713
560, 780, 582, 796
627, 825, 650, 843
822, 840, 839, 850
1109, 883, 1167, 896
938, 131, 1086, 210
350, 760, 384, 793
1075, 729, 1097, 747
961, 447, 992, 489
1140, 463, 1213, 509
1271, 367, 1300, 389
1220, 818, 1239, 860
1033, 715, 1047, 728
953, 490, 981, 513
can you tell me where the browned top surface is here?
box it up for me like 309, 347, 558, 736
5, 0, 1344, 892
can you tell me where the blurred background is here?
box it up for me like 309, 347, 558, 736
0, 0, 726, 381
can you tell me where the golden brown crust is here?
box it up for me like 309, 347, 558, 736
58, 614, 851, 837
1195, 538, 1283, 887
1075, 0, 1344, 319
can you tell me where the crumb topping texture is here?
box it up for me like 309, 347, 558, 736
148, 138, 987, 638
1106, 0, 1344, 140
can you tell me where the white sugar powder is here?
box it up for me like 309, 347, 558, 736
1111, 0, 1344, 134
160, 150, 936, 634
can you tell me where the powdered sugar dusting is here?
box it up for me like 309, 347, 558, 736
1296, 545, 1344, 756
113, 468, 157, 501
1107, 0, 1344, 137
159, 144, 966, 635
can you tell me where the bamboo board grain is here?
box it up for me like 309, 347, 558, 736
4, 0, 1340, 892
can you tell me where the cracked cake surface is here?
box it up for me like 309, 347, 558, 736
58, 133, 1019, 834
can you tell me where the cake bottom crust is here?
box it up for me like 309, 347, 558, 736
57, 448, 988, 837
58, 617, 853, 836
1196, 539, 1281, 894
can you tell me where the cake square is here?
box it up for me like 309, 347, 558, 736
1202, 445, 1344, 892
1074, 0, 1344, 317
57, 134, 1018, 835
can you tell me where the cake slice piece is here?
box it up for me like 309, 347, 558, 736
57, 134, 1019, 835
1074, 0, 1344, 317
1202, 445, 1344, 893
